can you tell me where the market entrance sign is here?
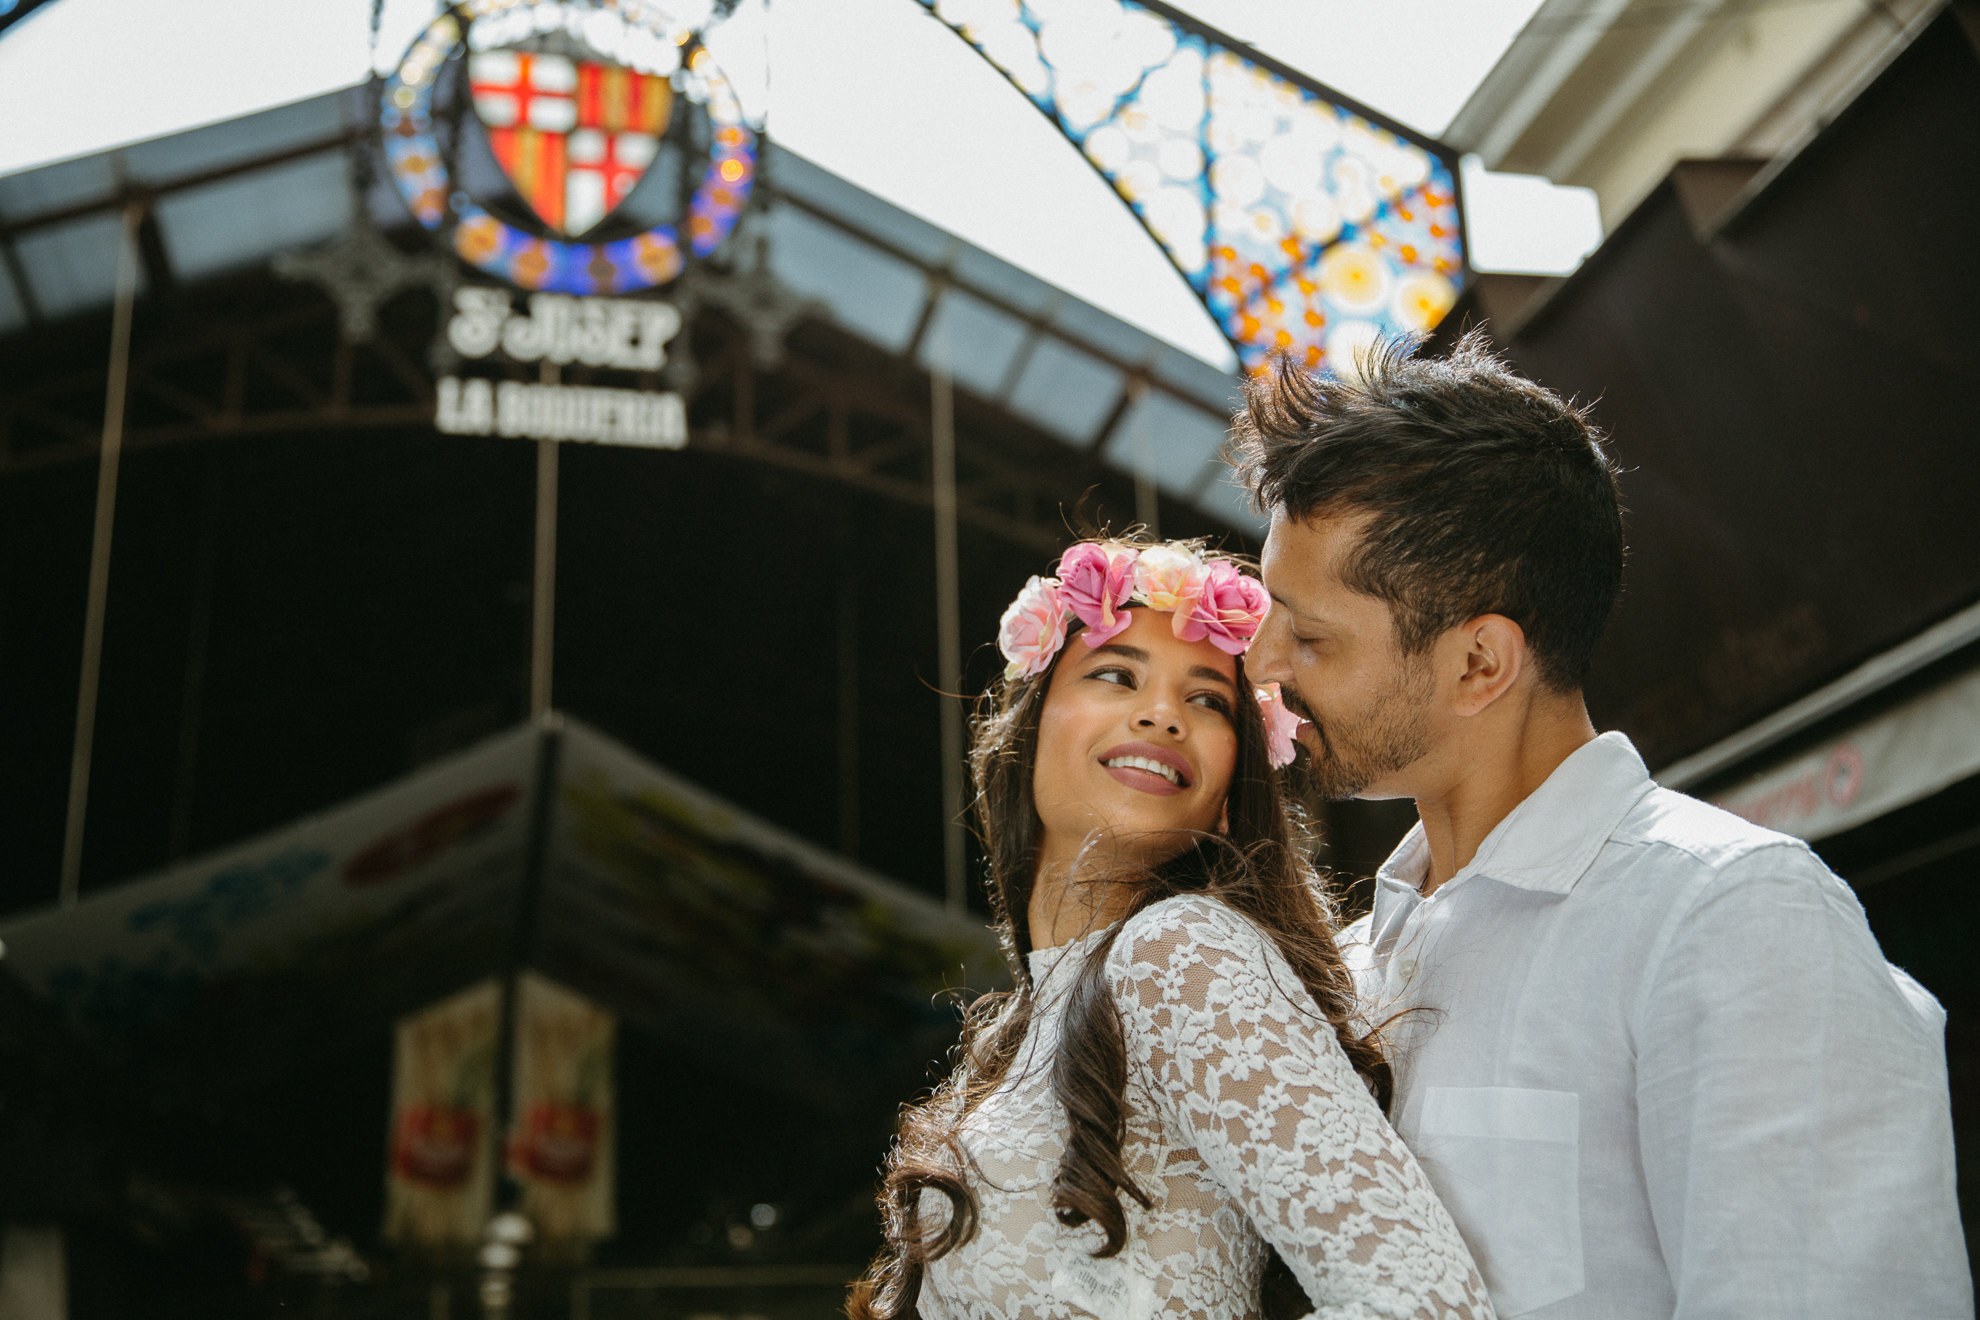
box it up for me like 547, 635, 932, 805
383, 1, 743, 448
435, 376, 685, 448
435, 288, 687, 448
445, 288, 682, 369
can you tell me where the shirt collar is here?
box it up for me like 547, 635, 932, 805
1371, 731, 1655, 899
1369, 826, 1433, 950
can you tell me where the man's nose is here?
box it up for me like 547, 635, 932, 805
1247, 611, 1291, 681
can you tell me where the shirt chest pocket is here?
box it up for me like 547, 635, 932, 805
1412, 1086, 1584, 1318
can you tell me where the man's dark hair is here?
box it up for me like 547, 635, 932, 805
1231, 329, 1624, 692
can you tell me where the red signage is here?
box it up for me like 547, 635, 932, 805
392, 1103, 484, 1189
510, 1101, 602, 1185
470, 50, 670, 237
343, 784, 523, 886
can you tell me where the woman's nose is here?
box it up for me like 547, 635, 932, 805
1136, 711, 1181, 735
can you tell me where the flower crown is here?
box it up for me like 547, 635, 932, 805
997, 540, 1307, 768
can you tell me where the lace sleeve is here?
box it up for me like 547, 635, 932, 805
1108, 897, 1493, 1320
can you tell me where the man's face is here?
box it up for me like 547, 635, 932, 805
1248, 509, 1435, 801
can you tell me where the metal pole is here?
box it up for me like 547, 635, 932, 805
492, 722, 561, 1198
167, 476, 218, 861
530, 366, 559, 721
1132, 379, 1159, 539
59, 202, 141, 907
836, 510, 860, 860
931, 339, 965, 913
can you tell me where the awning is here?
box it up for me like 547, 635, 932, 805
0, 715, 1001, 1111
1708, 661, 1980, 843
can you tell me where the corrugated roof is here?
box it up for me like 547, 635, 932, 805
0, 84, 1259, 533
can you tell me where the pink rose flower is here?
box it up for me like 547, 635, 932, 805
1057, 542, 1139, 648
1178, 560, 1271, 655
1131, 545, 1207, 638
1256, 682, 1307, 769
999, 575, 1070, 680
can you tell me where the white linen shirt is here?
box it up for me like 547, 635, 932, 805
1342, 731, 1971, 1320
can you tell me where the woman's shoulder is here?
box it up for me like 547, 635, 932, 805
1108, 892, 1271, 977
1106, 894, 1331, 1054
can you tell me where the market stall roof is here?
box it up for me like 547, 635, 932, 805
0, 83, 1267, 530
0, 714, 1001, 1111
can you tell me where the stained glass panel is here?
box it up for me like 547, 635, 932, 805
918, 0, 1466, 374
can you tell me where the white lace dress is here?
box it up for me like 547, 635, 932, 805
917, 894, 1491, 1320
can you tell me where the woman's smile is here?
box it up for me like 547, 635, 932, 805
1097, 740, 1193, 795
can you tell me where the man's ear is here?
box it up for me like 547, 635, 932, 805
1448, 613, 1527, 717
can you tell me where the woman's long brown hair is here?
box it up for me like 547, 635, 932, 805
849, 543, 1390, 1320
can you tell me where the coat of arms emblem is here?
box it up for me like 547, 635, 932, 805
380, 0, 755, 295
469, 49, 671, 238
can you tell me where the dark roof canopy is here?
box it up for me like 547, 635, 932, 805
1434, 10, 1980, 784
0, 81, 1265, 915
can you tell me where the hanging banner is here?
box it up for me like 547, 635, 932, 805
384, 979, 502, 1246
1710, 662, 1980, 841
508, 971, 616, 1240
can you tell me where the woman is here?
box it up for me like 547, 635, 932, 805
851, 537, 1490, 1320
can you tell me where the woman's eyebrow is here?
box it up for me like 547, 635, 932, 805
1086, 643, 1231, 687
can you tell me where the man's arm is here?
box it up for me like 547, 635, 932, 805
1634, 842, 1970, 1319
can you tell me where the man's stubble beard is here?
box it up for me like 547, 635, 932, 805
1282, 654, 1435, 803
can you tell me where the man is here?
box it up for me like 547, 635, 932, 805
1237, 332, 1970, 1319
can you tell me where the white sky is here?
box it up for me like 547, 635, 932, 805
1164, 0, 1546, 138
0, 0, 1578, 366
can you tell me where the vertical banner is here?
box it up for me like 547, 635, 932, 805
384, 979, 501, 1245
507, 971, 616, 1240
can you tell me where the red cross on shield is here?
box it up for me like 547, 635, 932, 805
469, 48, 673, 237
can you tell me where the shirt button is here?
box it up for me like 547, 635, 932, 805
1396, 959, 1419, 984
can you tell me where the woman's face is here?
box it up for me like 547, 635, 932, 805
1031, 606, 1242, 872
